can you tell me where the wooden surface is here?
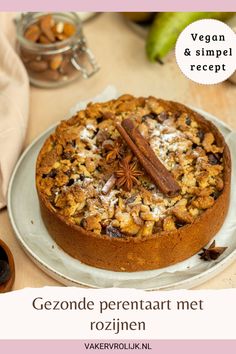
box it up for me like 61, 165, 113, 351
0, 12, 236, 290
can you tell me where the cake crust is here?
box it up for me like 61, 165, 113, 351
36, 97, 231, 272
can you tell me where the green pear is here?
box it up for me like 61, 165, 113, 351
146, 12, 234, 62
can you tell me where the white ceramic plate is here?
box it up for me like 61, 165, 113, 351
7, 108, 236, 290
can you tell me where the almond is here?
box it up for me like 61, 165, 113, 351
20, 48, 39, 63
63, 23, 76, 37
28, 60, 48, 72
40, 15, 55, 42
39, 34, 52, 44
42, 69, 61, 81
49, 54, 63, 70
56, 21, 64, 34
59, 56, 70, 74
24, 24, 41, 42
56, 33, 67, 41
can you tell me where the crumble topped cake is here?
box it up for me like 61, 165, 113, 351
36, 95, 231, 271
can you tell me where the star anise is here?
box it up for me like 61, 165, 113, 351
199, 240, 227, 261
105, 139, 123, 163
115, 154, 143, 191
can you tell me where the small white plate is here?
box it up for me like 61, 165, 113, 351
7, 109, 236, 290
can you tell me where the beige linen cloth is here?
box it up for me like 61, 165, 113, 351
0, 13, 29, 209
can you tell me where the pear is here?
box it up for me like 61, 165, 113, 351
146, 12, 235, 62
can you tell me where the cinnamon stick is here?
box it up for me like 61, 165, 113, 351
122, 119, 172, 178
116, 119, 180, 196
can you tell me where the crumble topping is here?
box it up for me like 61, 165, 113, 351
37, 95, 225, 238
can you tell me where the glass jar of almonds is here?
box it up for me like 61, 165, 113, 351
15, 12, 99, 88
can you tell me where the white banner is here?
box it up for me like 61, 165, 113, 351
0, 287, 235, 339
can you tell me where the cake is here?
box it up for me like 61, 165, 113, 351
36, 95, 231, 271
